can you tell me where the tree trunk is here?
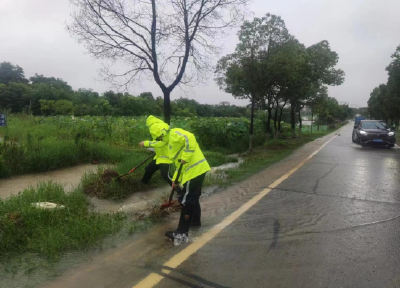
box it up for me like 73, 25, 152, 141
163, 90, 171, 124
290, 105, 296, 138
266, 105, 272, 135
317, 109, 320, 131
298, 110, 302, 136
249, 97, 255, 152
311, 109, 314, 134
277, 106, 284, 138
273, 106, 279, 139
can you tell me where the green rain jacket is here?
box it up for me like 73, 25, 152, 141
165, 128, 210, 184
143, 116, 172, 165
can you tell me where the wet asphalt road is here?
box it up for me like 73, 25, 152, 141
152, 126, 400, 288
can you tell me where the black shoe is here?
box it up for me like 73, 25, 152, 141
165, 231, 175, 241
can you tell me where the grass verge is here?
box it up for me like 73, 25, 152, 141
0, 182, 125, 259
204, 129, 340, 187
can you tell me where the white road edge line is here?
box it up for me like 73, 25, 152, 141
133, 130, 343, 288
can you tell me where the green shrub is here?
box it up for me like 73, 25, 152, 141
203, 151, 238, 167
264, 139, 291, 150
0, 155, 9, 177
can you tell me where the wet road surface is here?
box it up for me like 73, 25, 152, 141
146, 126, 400, 288
42, 125, 400, 288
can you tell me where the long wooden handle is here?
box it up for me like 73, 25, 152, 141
128, 153, 155, 173
168, 163, 184, 204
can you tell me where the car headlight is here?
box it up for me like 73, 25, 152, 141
360, 131, 367, 135
388, 132, 395, 136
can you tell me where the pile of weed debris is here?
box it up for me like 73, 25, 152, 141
101, 169, 119, 183
82, 168, 154, 200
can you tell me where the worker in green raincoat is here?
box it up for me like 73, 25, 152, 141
139, 116, 173, 186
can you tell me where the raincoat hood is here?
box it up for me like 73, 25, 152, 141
146, 115, 169, 140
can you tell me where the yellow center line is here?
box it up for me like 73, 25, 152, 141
133, 131, 341, 288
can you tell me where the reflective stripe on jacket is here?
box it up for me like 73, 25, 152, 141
143, 140, 172, 164
167, 128, 210, 184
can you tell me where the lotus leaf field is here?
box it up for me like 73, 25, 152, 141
0, 115, 269, 177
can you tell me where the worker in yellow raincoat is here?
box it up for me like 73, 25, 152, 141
139, 116, 173, 186
163, 127, 211, 246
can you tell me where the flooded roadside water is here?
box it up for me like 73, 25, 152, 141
0, 157, 242, 212
0, 164, 110, 199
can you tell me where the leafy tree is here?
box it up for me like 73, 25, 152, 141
385, 45, 400, 127
30, 74, 72, 91
103, 91, 123, 107
290, 40, 345, 137
74, 104, 94, 116
0, 62, 29, 85
68, 0, 249, 124
40, 100, 74, 116
30, 84, 74, 115
368, 85, 387, 120
139, 92, 154, 101
267, 39, 306, 137
257, 14, 291, 135
73, 88, 100, 105
368, 45, 400, 129
94, 99, 113, 116
0, 82, 31, 113
307, 85, 328, 132
216, 16, 277, 150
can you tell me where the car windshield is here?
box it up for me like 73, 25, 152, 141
361, 121, 387, 129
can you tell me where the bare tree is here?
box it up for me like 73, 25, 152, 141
68, 0, 249, 123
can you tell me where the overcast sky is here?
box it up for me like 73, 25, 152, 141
1, 0, 400, 107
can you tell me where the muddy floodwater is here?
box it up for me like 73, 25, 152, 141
0, 164, 110, 199
0, 157, 243, 213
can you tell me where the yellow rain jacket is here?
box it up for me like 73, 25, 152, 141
165, 128, 210, 184
143, 116, 172, 165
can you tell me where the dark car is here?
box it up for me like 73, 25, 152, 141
352, 120, 396, 147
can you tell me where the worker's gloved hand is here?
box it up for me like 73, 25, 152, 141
174, 185, 182, 194
172, 182, 182, 194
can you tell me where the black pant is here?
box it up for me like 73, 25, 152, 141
177, 173, 206, 234
141, 159, 172, 186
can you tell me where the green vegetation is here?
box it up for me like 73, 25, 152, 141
0, 115, 263, 178
215, 13, 349, 149
206, 128, 342, 188
0, 182, 125, 259
368, 45, 400, 129
0, 62, 249, 118
203, 151, 238, 167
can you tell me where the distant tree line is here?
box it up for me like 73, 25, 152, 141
0, 61, 249, 118
368, 45, 400, 128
